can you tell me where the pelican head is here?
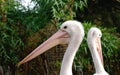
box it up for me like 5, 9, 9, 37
61, 20, 84, 37
87, 27, 103, 64
87, 27, 109, 75
18, 20, 84, 67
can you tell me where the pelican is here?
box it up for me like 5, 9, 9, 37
87, 27, 109, 75
18, 20, 85, 75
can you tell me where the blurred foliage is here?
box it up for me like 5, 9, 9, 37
52, 0, 88, 26
0, 0, 24, 65
76, 0, 120, 33
0, 23, 24, 65
23, 0, 54, 33
52, 0, 87, 20
0, 2, 25, 75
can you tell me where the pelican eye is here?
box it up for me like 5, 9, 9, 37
99, 34, 101, 36
99, 34, 101, 37
64, 26, 67, 29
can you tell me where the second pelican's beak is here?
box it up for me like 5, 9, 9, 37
96, 37, 103, 65
18, 30, 69, 67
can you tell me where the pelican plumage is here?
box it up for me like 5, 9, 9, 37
87, 27, 109, 75
18, 20, 85, 75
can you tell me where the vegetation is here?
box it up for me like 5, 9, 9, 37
0, 0, 119, 75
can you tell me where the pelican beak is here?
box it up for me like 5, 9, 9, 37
18, 30, 69, 67
96, 37, 103, 65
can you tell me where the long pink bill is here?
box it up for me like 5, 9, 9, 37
18, 30, 69, 67
96, 37, 103, 65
